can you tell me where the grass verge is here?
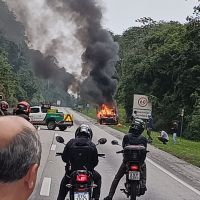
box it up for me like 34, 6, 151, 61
80, 107, 200, 168
146, 131, 200, 167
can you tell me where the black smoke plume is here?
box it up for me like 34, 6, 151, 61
29, 50, 76, 90
46, 0, 119, 105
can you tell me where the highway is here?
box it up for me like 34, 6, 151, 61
30, 108, 200, 200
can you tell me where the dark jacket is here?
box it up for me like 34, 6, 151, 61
16, 113, 30, 121
0, 110, 4, 116
62, 137, 99, 171
122, 133, 148, 149
171, 123, 179, 133
146, 118, 153, 129
0, 110, 11, 116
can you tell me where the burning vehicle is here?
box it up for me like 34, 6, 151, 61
97, 104, 119, 125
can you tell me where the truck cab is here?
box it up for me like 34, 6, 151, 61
29, 106, 48, 124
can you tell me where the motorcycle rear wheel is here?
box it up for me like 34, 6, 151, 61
130, 181, 137, 200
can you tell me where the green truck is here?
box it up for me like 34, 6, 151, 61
29, 105, 73, 131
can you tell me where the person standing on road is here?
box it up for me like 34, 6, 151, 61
0, 116, 42, 200
158, 130, 169, 144
171, 122, 178, 144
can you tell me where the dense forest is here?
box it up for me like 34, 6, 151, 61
1, 1, 200, 140
114, 4, 200, 140
0, 1, 73, 107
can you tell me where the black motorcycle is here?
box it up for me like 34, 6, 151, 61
56, 136, 107, 200
111, 140, 148, 200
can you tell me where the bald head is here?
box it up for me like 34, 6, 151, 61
0, 116, 41, 183
0, 116, 36, 148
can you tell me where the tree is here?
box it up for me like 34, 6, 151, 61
115, 6, 200, 139
0, 49, 16, 104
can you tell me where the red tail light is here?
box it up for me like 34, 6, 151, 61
78, 188, 87, 192
130, 165, 139, 171
76, 174, 89, 182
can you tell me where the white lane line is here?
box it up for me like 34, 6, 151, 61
51, 144, 56, 151
147, 158, 200, 196
40, 177, 51, 196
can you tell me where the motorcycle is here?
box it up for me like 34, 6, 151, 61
111, 140, 148, 200
56, 136, 107, 200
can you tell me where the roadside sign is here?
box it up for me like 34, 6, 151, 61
133, 94, 152, 119
181, 109, 184, 117
64, 114, 73, 125
64, 114, 73, 122
57, 100, 61, 106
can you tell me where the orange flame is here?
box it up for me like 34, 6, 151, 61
97, 104, 116, 119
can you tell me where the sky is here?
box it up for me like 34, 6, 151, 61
101, 0, 198, 34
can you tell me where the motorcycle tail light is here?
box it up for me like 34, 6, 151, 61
78, 188, 87, 192
76, 174, 89, 182
130, 165, 139, 171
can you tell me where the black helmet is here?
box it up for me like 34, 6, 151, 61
75, 124, 93, 140
129, 118, 145, 135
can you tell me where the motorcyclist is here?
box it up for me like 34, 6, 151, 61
57, 124, 101, 200
0, 101, 11, 116
104, 118, 148, 200
15, 101, 31, 121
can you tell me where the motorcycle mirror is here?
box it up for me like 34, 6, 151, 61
56, 136, 65, 144
111, 140, 119, 145
98, 138, 107, 145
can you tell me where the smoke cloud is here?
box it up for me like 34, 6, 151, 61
29, 50, 77, 91
5, 0, 119, 105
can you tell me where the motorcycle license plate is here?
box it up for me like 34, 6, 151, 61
128, 171, 140, 180
74, 192, 89, 200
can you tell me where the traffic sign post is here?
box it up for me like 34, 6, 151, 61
57, 100, 61, 106
132, 94, 152, 119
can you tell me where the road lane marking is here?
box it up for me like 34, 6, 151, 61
40, 177, 51, 196
147, 158, 200, 196
51, 144, 56, 151
55, 133, 59, 137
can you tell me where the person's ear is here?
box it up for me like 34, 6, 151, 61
24, 164, 39, 190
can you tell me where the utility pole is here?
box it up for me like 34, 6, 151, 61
48, 80, 49, 90
180, 109, 184, 140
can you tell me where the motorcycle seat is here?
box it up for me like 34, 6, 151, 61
124, 145, 146, 151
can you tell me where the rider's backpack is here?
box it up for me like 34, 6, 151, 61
69, 139, 97, 171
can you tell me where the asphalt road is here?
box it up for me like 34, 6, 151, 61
30, 108, 200, 200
